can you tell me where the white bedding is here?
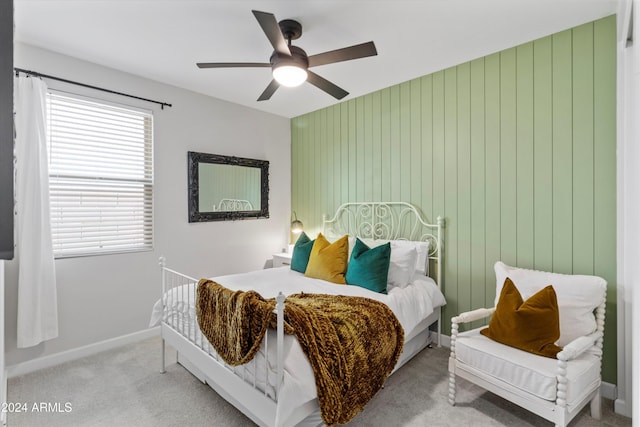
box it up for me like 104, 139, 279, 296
150, 266, 445, 425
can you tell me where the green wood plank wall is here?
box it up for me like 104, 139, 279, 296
291, 15, 617, 383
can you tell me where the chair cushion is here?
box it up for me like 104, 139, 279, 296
481, 278, 562, 358
455, 328, 601, 405
494, 262, 606, 346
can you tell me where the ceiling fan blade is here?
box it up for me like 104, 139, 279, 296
257, 79, 280, 101
252, 10, 291, 56
306, 71, 348, 100
197, 62, 271, 69
308, 41, 377, 68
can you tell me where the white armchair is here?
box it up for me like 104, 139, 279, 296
448, 262, 607, 427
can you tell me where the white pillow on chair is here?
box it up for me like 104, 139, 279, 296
494, 262, 606, 347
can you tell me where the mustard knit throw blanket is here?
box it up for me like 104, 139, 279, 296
196, 279, 404, 426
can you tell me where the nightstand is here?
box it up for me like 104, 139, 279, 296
272, 252, 293, 268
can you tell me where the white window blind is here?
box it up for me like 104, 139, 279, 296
46, 91, 153, 257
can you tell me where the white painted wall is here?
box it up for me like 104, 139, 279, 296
624, 54, 640, 423
5, 43, 291, 367
617, 0, 637, 422
629, 3, 640, 423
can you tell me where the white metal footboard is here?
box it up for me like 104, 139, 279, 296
158, 257, 286, 426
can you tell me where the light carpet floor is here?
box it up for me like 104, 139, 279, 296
7, 336, 632, 427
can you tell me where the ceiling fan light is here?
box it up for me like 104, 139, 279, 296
273, 65, 307, 87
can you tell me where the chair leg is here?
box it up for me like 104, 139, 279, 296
590, 390, 601, 420
554, 406, 568, 427
447, 363, 456, 406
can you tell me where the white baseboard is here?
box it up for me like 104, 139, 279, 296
437, 332, 618, 402
600, 381, 617, 401
6, 327, 160, 378
438, 333, 451, 348
614, 398, 633, 418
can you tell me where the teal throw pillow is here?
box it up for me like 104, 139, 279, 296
346, 238, 391, 294
291, 232, 315, 273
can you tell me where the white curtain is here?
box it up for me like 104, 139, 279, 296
14, 75, 58, 348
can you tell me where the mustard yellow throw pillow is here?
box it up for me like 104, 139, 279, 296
304, 233, 349, 284
480, 277, 563, 358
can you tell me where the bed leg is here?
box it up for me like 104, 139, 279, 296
276, 292, 285, 399
160, 338, 166, 374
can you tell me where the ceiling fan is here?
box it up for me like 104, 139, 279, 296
196, 10, 378, 101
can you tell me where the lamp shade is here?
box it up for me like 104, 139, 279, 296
273, 65, 307, 87
290, 211, 304, 234
291, 219, 304, 234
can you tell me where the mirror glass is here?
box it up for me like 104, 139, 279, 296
188, 151, 269, 222
198, 163, 261, 212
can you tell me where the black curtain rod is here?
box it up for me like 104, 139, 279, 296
14, 67, 172, 110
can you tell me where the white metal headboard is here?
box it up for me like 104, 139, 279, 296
322, 202, 444, 287
215, 198, 253, 211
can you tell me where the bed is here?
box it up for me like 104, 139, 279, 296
150, 202, 445, 426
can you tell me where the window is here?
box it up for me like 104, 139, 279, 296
46, 91, 153, 257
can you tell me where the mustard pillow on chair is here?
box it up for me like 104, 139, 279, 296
304, 233, 349, 284
480, 277, 563, 358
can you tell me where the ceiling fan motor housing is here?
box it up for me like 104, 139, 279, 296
270, 45, 309, 71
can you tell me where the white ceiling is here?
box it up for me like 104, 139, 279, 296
14, 0, 620, 118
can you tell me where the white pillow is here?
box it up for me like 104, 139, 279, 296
387, 243, 418, 289
389, 240, 430, 274
494, 262, 606, 347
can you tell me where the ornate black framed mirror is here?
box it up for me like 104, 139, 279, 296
188, 151, 269, 222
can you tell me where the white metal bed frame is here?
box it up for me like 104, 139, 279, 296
213, 198, 253, 211
158, 202, 444, 427
322, 201, 444, 345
